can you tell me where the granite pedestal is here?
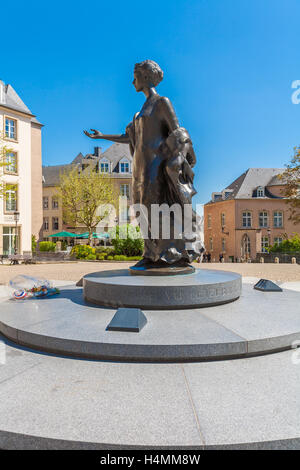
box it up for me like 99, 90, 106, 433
83, 268, 242, 309
0, 280, 299, 362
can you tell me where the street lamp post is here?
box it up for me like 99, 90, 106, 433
13, 211, 20, 255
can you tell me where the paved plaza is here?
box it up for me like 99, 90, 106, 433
0, 261, 299, 284
0, 261, 299, 449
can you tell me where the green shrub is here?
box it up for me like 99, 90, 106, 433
95, 246, 115, 256
269, 233, 300, 253
39, 241, 56, 252
87, 254, 97, 260
95, 250, 108, 258
113, 255, 128, 261
109, 224, 144, 256
107, 255, 114, 260
96, 253, 106, 260
71, 245, 95, 259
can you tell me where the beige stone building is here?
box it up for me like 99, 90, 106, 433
0, 80, 43, 255
204, 168, 300, 262
42, 144, 132, 240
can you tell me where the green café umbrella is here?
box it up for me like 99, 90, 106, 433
95, 232, 110, 239
76, 232, 110, 239
49, 231, 77, 238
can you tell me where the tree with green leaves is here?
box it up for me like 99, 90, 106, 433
269, 233, 300, 253
280, 146, 300, 224
59, 167, 116, 245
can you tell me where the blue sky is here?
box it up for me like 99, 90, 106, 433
2, 0, 300, 205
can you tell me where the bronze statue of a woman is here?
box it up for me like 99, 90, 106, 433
84, 60, 202, 274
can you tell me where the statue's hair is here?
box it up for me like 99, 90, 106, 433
134, 60, 164, 87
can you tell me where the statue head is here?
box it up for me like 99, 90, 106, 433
133, 60, 163, 91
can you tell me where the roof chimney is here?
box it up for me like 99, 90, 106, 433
94, 146, 101, 157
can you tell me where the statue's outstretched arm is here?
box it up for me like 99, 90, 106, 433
84, 129, 130, 144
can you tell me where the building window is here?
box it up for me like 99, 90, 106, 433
221, 213, 225, 227
4, 151, 17, 173
242, 212, 252, 227
120, 160, 130, 173
100, 159, 110, 173
273, 211, 283, 228
257, 186, 265, 197
5, 185, 17, 212
261, 236, 269, 253
3, 227, 19, 255
259, 211, 269, 228
120, 183, 130, 198
209, 237, 213, 251
207, 214, 212, 228
43, 217, 49, 231
222, 238, 226, 251
5, 117, 17, 140
120, 206, 130, 223
43, 196, 49, 209
52, 197, 59, 209
52, 217, 59, 230
274, 237, 283, 246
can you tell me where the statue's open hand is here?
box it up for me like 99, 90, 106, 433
83, 129, 103, 139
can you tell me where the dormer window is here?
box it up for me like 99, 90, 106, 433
100, 158, 110, 173
212, 192, 222, 202
257, 186, 265, 197
120, 158, 130, 173
222, 189, 233, 200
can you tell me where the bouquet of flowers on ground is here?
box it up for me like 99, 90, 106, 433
9, 275, 60, 300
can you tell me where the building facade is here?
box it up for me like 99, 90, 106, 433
204, 168, 300, 262
42, 144, 133, 240
0, 80, 43, 255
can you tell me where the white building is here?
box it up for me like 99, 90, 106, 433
0, 80, 43, 255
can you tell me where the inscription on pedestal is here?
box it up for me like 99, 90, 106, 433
83, 269, 242, 309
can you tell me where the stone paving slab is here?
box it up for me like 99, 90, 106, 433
0, 338, 299, 449
0, 339, 202, 448
183, 350, 300, 446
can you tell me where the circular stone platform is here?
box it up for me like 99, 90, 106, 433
83, 268, 242, 309
0, 281, 299, 362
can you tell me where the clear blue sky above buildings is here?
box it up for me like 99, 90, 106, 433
2, 0, 300, 205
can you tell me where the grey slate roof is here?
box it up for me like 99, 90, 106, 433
43, 164, 74, 186
0, 80, 42, 125
43, 143, 132, 186
234, 168, 284, 198
207, 168, 285, 204
71, 152, 84, 164
268, 173, 288, 186
223, 170, 248, 199
100, 143, 132, 172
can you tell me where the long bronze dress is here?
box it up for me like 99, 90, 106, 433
126, 94, 202, 265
